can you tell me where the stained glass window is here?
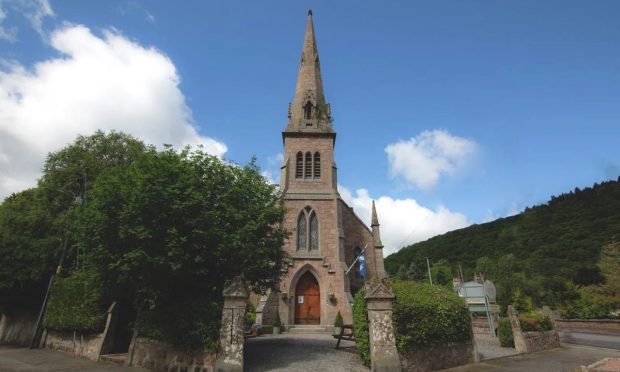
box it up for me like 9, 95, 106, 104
310, 212, 318, 251
297, 213, 306, 251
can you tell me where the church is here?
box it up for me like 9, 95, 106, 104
257, 10, 388, 330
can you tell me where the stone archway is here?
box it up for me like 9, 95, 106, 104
294, 271, 320, 325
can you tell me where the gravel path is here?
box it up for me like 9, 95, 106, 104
244, 333, 369, 372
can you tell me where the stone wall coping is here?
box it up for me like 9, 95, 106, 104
556, 319, 620, 323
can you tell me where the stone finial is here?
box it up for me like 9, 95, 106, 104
371, 201, 384, 250
222, 276, 249, 299
364, 278, 395, 302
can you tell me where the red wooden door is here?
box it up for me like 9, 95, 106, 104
295, 272, 320, 325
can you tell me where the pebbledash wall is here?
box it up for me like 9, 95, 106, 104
128, 337, 216, 372
0, 312, 37, 346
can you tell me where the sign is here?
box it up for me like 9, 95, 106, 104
297, 296, 304, 304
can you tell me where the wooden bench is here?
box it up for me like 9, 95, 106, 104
334, 324, 355, 349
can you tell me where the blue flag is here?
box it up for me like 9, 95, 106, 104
358, 251, 366, 279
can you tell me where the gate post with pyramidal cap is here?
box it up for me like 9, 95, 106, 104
215, 276, 249, 372
365, 278, 401, 372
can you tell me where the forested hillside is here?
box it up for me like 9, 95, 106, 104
385, 177, 620, 316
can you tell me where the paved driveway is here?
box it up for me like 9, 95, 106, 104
244, 333, 369, 372
0, 346, 147, 372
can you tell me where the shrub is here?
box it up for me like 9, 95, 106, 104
273, 313, 281, 327
334, 310, 343, 328
498, 318, 514, 347
135, 296, 222, 352
352, 289, 370, 367
518, 312, 553, 332
391, 280, 472, 352
43, 269, 106, 333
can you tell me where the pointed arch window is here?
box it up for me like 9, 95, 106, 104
297, 213, 306, 251
296, 152, 303, 178
297, 207, 319, 252
313, 152, 321, 178
304, 101, 313, 120
304, 152, 312, 178
309, 212, 318, 251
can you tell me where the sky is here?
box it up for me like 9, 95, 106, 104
1, 1, 619, 255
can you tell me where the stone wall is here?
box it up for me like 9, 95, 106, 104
0, 312, 37, 346
399, 342, 475, 372
556, 319, 620, 334
519, 330, 560, 354
128, 337, 216, 372
43, 330, 104, 361
507, 305, 560, 354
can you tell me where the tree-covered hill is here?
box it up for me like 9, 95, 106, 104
385, 178, 620, 312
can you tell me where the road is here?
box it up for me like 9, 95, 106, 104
559, 329, 620, 350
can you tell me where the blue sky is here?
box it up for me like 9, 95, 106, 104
1, 1, 619, 254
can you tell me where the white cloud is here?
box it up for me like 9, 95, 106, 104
0, 0, 54, 41
385, 129, 477, 190
261, 153, 283, 184
0, 24, 227, 198
339, 185, 469, 255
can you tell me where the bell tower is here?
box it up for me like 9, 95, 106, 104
281, 10, 337, 195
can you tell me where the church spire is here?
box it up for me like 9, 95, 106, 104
371, 201, 384, 249
286, 10, 331, 132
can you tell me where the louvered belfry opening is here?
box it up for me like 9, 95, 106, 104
304, 152, 312, 178
296, 152, 303, 178
313, 152, 320, 178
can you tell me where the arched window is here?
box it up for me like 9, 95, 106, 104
304, 152, 312, 178
297, 212, 306, 251
309, 212, 318, 251
297, 207, 319, 252
296, 152, 303, 178
313, 152, 321, 178
304, 101, 313, 120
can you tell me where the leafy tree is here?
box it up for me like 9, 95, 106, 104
431, 259, 452, 286
395, 264, 409, 280
0, 189, 58, 312
406, 262, 423, 281
77, 147, 288, 349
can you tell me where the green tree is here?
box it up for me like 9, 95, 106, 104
431, 259, 452, 286
77, 147, 289, 349
406, 262, 422, 281
395, 264, 408, 280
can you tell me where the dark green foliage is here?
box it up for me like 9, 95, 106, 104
386, 178, 620, 312
334, 310, 343, 327
0, 189, 59, 312
391, 280, 472, 352
518, 312, 553, 332
430, 259, 452, 287
498, 318, 514, 348
43, 269, 106, 333
272, 313, 281, 327
135, 297, 222, 352
352, 289, 370, 367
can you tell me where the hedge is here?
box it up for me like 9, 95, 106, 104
352, 289, 370, 367
518, 312, 553, 332
391, 280, 472, 352
135, 295, 222, 352
498, 318, 514, 347
43, 269, 106, 333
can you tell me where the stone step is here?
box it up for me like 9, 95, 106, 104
287, 325, 330, 334
100, 353, 128, 366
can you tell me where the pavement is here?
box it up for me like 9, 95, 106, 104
244, 333, 369, 372
0, 346, 147, 372
474, 333, 520, 360
444, 344, 620, 372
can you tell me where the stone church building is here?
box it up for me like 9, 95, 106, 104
257, 11, 388, 330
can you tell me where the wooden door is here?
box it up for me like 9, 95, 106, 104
295, 272, 320, 325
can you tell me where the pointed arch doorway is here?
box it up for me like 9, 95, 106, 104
294, 272, 320, 325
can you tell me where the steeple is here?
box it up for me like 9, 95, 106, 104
371, 201, 384, 249
285, 10, 332, 133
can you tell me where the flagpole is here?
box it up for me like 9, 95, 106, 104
345, 244, 367, 275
